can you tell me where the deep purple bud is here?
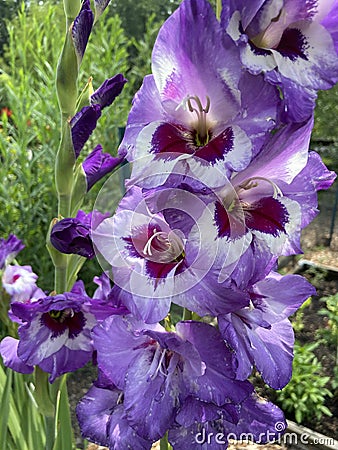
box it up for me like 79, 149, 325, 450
83, 144, 124, 191
0, 234, 25, 269
71, 104, 101, 158
50, 210, 108, 259
72, 0, 94, 63
91, 74, 127, 109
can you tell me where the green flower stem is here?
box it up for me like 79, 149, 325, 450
34, 368, 55, 418
45, 416, 56, 450
55, 263, 68, 294
216, 0, 222, 20
55, 121, 76, 218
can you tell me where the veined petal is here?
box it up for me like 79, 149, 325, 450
83, 144, 123, 191
71, 104, 102, 158
234, 119, 313, 185
91, 74, 127, 109
72, 0, 94, 64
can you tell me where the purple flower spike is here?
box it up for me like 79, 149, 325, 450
50, 209, 109, 259
71, 104, 101, 158
83, 144, 124, 191
0, 234, 24, 269
72, 0, 94, 64
91, 74, 127, 109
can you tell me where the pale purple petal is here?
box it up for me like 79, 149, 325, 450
0, 337, 34, 374
177, 321, 253, 405
123, 349, 179, 440
93, 315, 162, 388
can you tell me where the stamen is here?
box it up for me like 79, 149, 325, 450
143, 229, 169, 256
237, 177, 283, 198
148, 345, 168, 381
186, 95, 211, 145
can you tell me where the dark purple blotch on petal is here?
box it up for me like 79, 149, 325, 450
83, 144, 124, 191
276, 28, 309, 61
245, 197, 289, 236
71, 104, 102, 158
151, 123, 195, 156
72, 0, 94, 62
91, 74, 127, 110
196, 127, 234, 164
214, 201, 246, 240
40, 310, 86, 339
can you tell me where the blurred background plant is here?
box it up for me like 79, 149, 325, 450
276, 341, 333, 424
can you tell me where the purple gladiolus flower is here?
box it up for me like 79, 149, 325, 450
169, 394, 286, 449
11, 292, 96, 382
93, 316, 252, 441
72, 0, 94, 64
0, 234, 24, 269
2, 265, 39, 303
119, 0, 279, 189
50, 209, 109, 259
223, 0, 338, 121
93, 186, 250, 322
82, 144, 124, 191
195, 118, 335, 280
218, 272, 316, 389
